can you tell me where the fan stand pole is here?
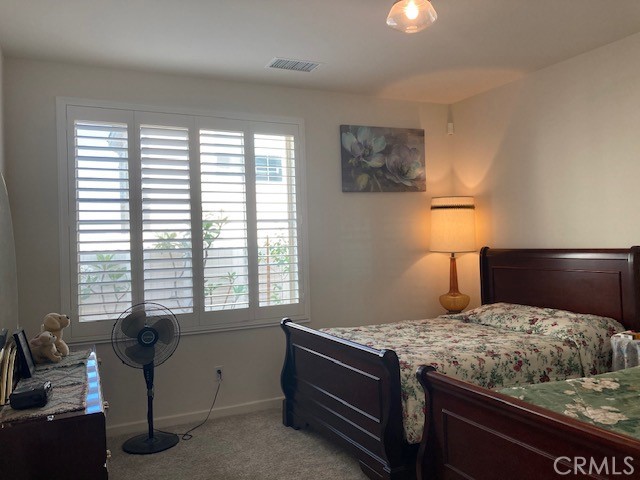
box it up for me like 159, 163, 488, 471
145, 362, 155, 440
122, 363, 179, 455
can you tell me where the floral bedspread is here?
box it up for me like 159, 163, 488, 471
445, 302, 623, 375
498, 366, 640, 439
321, 304, 623, 444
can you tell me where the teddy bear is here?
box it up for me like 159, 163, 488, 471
41, 312, 71, 357
29, 331, 62, 364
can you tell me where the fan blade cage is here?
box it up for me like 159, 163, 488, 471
112, 302, 180, 369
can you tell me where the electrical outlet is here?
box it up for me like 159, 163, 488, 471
215, 366, 223, 382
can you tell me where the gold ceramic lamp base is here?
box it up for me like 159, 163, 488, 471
439, 253, 470, 314
439, 291, 470, 314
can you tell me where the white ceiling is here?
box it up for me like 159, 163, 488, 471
1, 0, 639, 104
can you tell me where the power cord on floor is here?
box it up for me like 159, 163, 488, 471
156, 376, 222, 441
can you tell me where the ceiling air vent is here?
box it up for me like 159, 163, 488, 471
266, 57, 321, 73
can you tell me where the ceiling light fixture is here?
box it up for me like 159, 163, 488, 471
386, 0, 437, 34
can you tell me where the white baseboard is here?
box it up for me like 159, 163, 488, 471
106, 396, 283, 437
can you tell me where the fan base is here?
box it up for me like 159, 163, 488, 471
122, 431, 179, 455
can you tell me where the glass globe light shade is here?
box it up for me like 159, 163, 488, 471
386, 0, 437, 34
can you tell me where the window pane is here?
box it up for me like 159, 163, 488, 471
141, 124, 194, 313
200, 129, 249, 311
255, 156, 283, 183
75, 120, 132, 322
255, 134, 300, 307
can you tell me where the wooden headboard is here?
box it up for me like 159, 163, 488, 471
480, 246, 640, 331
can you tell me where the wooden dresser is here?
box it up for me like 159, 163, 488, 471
0, 352, 108, 479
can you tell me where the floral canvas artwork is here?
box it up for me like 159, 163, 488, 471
340, 125, 425, 192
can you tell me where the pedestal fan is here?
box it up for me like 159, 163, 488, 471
111, 302, 180, 454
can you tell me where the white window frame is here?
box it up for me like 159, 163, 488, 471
57, 97, 310, 343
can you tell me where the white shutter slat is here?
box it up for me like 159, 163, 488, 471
74, 199, 130, 205
137, 158, 190, 168
141, 188, 191, 197
78, 240, 131, 248
78, 220, 130, 226
142, 222, 193, 230
142, 198, 191, 206
141, 210, 191, 217
200, 156, 245, 164
141, 123, 194, 314
142, 167, 190, 178
77, 157, 131, 166
259, 260, 299, 269
204, 265, 249, 274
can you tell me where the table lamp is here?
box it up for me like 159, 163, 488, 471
430, 196, 476, 313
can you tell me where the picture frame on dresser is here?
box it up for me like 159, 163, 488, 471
13, 329, 35, 379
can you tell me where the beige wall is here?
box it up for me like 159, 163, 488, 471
3, 58, 452, 431
451, 32, 640, 305
0, 45, 3, 174
0, 46, 20, 335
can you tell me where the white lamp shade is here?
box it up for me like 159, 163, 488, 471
386, 0, 437, 34
430, 196, 476, 253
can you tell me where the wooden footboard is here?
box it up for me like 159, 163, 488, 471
281, 319, 417, 480
417, 366, 640, 480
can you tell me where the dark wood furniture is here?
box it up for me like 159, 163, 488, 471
417, 246, 640, 480
417, 368, 640, 480
0, 352, 108, 479
478, 246, 640, 331
281, 247, 640, 480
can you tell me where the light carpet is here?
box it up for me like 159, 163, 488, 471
107, 408, 369, 480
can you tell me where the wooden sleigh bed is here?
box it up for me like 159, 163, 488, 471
281, 247, 640, 480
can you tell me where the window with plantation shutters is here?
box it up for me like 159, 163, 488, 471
59, 100, 308, 341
